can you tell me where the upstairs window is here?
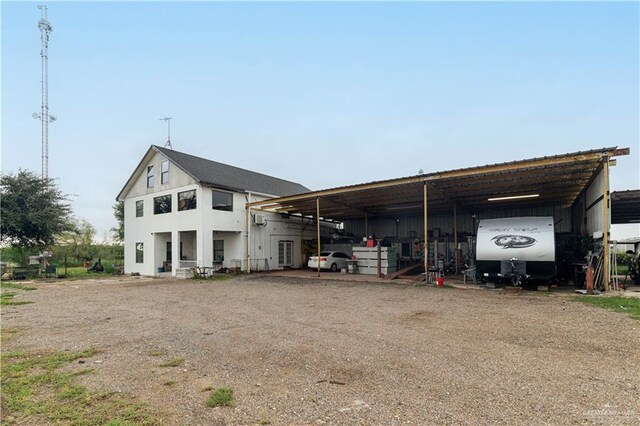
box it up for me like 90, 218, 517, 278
154, 194, 172, 214
146, 166, 155, 188
161, 160, 169, 184
136, 200, 144, 217
178, 190, 197, 211
212, 190, 233, 211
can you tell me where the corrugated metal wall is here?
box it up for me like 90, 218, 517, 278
584, 169, 605, 236
344, 204, 573, 239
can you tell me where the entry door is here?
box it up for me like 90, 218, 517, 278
278, 241, 293, 267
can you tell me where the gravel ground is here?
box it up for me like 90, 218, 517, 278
2, 275, 639, 425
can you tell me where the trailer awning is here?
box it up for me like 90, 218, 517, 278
247, 147, 630, 220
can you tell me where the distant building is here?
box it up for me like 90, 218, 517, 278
116, 146, 318, 276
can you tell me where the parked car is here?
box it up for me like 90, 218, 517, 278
308, 251, 351, 272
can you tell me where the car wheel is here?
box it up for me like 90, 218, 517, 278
331, 263, 338, 272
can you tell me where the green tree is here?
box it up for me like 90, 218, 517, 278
56, 218, 97, 261
1, 170, 73, 248
111, 202, 124, 243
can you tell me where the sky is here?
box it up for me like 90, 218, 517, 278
2, 1, 639, 241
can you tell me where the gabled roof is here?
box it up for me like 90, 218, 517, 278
117, 145, 310, 201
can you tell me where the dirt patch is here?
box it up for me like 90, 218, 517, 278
2, 274, 639, 425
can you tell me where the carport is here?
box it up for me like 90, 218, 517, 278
246, 147, 630, 290
611, 189, 640, 224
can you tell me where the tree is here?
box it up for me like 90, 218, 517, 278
111, 202, 124, 243
0, 170, 73, 248
56, 218, 97, 261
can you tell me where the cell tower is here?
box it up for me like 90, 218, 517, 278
33, 5, 55, 179
159, 116, 173, 150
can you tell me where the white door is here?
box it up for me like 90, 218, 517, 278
278, 241, 293, 267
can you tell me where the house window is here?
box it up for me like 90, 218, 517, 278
146, 166, 154, 188
135, 242, 144, 263
161, 160, 169, 184
178, 190, 197, 211
212, 190, 233, 211
154, 194, 172, 214
213, 240, 224, 261
136, 200, 143, 217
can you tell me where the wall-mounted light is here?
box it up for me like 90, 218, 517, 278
488, 194, 540, 202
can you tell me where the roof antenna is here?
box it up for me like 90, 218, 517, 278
159, 116, 173, 150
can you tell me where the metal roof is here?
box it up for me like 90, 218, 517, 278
117, 146, 310, 200
611, 189, 640, 224
247, 147, 630, 219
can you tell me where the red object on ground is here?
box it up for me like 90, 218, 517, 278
436, 277, 445, 287
586, 265, 594, 294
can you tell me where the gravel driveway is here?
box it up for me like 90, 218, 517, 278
2, 275, 639, 425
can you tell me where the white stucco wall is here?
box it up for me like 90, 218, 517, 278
121, 150, 315, 276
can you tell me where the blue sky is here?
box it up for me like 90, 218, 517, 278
2, 1, 639, 239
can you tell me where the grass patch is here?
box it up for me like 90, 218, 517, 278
1, 281, 36, 306
576, 296, 640, 320
158, 357, 184, 368
162, 380, 176, 387
0, 282, 37, 291
206, 387, 234, 408
148, 349, 166, 357
432, 283, 456, 289
1, 293, 34, 306
192, 274, 234, 282
0, 347, 157, 425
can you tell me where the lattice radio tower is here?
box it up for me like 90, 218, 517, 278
33, 5, 56, 178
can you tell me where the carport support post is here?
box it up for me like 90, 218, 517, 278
603, 158, 610, 291
246, 206, 251, 274
365, 213, 368, 238
453, 204, 458, 275
316, 197, 321, 278
423, 182, 428, 277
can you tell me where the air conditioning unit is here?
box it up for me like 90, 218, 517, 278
253, 214, 266, 226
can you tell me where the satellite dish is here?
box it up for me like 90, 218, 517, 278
49, 114, 57, 122
32, 112, 40, 120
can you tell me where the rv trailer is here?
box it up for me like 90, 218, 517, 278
475, 217, 556, 285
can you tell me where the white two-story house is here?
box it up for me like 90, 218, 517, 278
116, 145, 319, 276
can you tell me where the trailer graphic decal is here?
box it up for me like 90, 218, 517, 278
491, 235, 537, 249
476, 217, 555, 262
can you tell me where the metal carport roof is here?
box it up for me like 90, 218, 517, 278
611, 190, 640, 224
247, 147, 630, 219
